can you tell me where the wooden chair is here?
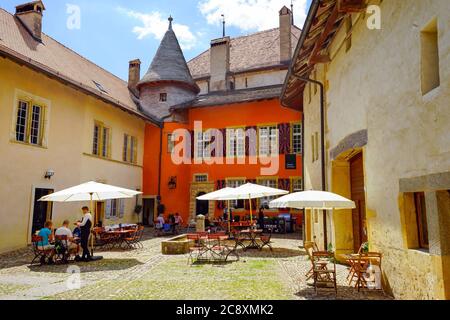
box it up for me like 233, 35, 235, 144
187, 234, 207, 265
353, 252, 382, 291
304, 241, 330, 280
124, 226, 145, 249
346, 242, 369, 284
259, 232, 273, 251
312, 252, 337, 296
30, 235, 53, 265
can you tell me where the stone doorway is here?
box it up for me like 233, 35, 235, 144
189, 182, 215, 220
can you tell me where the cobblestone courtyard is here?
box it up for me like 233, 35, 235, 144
0, 230, 391, 300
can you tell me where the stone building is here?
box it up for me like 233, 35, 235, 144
139, 7, 304, 224
281, 0, 450, 299
0, 1, 159, 253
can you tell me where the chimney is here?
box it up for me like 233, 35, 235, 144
128, 59, 141, 94
279, 6, 293, 63
209, 37, 230, 92
15, 1, 46, 41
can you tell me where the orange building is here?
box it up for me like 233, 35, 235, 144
136, 8, 304, 226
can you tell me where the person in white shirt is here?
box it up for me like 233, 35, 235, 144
156, 214, 165, 230
77, 207, 93, 261
55, 220, 79, 252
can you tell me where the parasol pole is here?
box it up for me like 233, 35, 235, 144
227, 200, 231, 234
249, 194, 253, 225
90, 192, 94, 256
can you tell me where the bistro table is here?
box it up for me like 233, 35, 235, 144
239, 229, 263, 250
104, 229, 136, 249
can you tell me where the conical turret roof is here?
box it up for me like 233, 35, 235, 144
138, 17, 199, 93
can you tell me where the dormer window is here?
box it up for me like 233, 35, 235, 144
160, 93, 167, 102
93, 80, 108, 94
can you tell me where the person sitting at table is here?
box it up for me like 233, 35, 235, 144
156, 214, 165, 230
38, 221, 55, 264
169, 214, 176, 233
223, 207, 229, 221
174, 213, 183, 232
55, 220, 79, 254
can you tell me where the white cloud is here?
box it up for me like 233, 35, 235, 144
117, 7, 197, 50
198, 0, 308, 32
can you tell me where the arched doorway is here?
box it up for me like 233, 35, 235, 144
196, 192, 209, 216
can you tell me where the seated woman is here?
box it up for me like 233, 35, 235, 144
38, 221, 55, 264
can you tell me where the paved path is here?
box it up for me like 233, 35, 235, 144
0, 230, 392, 300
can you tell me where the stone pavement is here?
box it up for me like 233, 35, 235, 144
0, 229, 392, 300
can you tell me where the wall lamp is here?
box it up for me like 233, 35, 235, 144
44, 169, 55, 180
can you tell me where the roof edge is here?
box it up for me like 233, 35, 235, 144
0, 44, 160, 126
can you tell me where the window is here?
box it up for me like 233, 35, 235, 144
226, 179, 245, 209
291, 123, 302, 154
14, 100, 45, 146
123, 134, 137, 164
167, 133, 175, 154
105, 199, 125, 219
92, 122, 111, 158
421, 18, 440, 95
194, 174, 208, 183
93, 80, 108, 93
160, 93, 167, 102
227, 128, 245, 157
195, 131, 211, 159
257, 178, 278, 207
414, 192, 429, 249
291, 178, 303, 193
258, 125, 278, 156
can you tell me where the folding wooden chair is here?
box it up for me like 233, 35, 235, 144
30, 235, 54, 265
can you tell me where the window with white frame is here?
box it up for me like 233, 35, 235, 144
167, 133, 175, 154
15, 100, 45, 146
93, 121, 111, 158
105, 199, 125, 219
226, 179, 245, 209
258, 125, 278, 156
227, 128, 245, 157
292, 123, 302, 154
291, 178, 303, 193
257, 178, 278, 206
195, 131, 211, 159
194, 174, 208, 183
123, 134, 137, 164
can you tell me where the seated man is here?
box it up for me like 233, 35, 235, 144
55, 220, 79, 255
38, 221, 55, 264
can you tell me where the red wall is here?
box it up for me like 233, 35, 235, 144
143, 98, 302, 225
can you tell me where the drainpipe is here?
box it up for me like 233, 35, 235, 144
157, 114, 173, 199
293, 75, 328, 249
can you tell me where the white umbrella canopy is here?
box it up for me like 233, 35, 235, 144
196, 187, 236, 201
39, 181, 142, 202
229, 183, 289, 200
227, 183, 289, 223
269, 190, 356, 210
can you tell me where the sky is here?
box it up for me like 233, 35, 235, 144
2, 0, 312, 81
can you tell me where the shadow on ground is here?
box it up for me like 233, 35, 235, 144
26, 258, 143, 274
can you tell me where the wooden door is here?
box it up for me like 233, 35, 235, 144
32, 188, 54, 235
350, 153, 367, 252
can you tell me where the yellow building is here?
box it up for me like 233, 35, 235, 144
0, 1, 159, 253
282, 0, 450, 299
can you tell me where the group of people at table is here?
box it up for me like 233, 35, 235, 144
35, 206, 94, 264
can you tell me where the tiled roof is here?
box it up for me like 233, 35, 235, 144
138, 20, 199, 93
187, 26, 302, 79
0, 8, 154, 122
171, 85, 282, 110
